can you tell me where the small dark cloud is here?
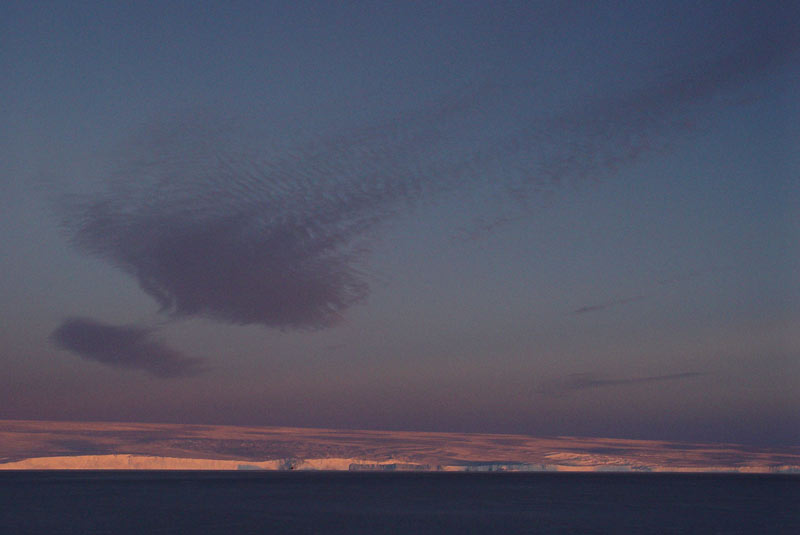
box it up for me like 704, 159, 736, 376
50, 317, 203, 378
540, 372, 706, 396
571, 295, 645, 315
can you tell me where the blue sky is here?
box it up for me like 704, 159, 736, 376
1, 1, 798, 446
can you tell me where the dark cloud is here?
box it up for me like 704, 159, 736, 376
62, 10, 798, 333
571, 296, 645, 315
50, 318, 203, 378
540, 372, 706, 395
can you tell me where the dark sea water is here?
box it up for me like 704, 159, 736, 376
0, 472, 798, 534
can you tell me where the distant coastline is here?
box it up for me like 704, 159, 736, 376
2, 420, 799, 474
2, 454, 799, 474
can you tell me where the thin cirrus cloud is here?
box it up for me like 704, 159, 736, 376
571, 267, 730, 315
50, 318, 204, 378
51, 11, 797, 374
539, 372, 707, 396
571, 266, 733, 315
571, 296, 645, 315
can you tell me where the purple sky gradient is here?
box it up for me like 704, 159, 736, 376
1, 1, 798, 446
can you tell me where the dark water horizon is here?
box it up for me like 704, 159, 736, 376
1, 471, 798, 534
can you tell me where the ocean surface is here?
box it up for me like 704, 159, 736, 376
1, 472, 798, 534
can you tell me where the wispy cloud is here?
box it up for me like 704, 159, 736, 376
572, 266, 731, 315
571, 295, 645, 315
539, 372, 706, 395
50, 318, 204, 378
656, 266, 731, 286
58, 6, 798, 346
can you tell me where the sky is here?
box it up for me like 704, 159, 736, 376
1, 1, 798, 447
